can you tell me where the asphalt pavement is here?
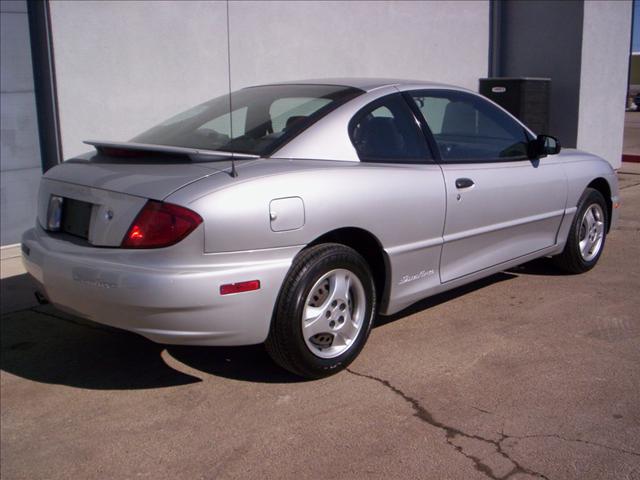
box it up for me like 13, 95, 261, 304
1, 172, 639, 480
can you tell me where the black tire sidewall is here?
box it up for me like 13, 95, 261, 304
278, 245, 376, 377
569, 189, 608, 270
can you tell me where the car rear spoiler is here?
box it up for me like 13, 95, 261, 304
84, 140, 258, 177
84, 140, 260, 160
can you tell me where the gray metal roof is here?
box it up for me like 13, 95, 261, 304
253, 77, 457, 92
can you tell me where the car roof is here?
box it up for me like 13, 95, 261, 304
252, 77, 458, 92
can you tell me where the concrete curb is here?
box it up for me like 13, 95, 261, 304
0, 244, 21, 261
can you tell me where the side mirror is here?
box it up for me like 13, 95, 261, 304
529, 134, 561, 159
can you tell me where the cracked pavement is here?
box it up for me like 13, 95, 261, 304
1, 174, 639, 479
346, 368, 638, 480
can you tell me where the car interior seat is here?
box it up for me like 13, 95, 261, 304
285, 116, 307, 130
358, 117, 404, 158
441, 101, 477, 136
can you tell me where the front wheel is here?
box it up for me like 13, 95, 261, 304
266, 243, 376, 379
554, 188, 608, 274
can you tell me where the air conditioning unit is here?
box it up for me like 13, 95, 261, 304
479, 78, 551, 135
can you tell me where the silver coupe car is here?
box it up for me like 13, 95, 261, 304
22, 79, 619, 378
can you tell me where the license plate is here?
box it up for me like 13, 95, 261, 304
62, 198, 93, 239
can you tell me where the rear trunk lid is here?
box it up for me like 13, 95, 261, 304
37, 142, 256, 247
45, 157, 225, 200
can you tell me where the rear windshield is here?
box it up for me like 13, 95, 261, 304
131, 84, 362, 156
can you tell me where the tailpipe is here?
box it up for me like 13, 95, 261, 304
34, 291, 49, 305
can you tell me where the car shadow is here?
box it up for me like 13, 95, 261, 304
1, 270, 39, 315
1, 268, 526, 389
0, 274, 303, 388
166, 345, 304, 384
506, 257, 565, 276
1, 276, 201, 390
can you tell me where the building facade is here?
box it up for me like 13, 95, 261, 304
0, 0, 632, 246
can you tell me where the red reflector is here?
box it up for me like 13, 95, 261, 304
220, 280, 261, 295
121, 200, 202, 248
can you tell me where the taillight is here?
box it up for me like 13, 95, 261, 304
121, 200, 202, 248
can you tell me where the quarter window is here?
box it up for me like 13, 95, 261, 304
409, 90, 532, 162
350, 94, 431, 163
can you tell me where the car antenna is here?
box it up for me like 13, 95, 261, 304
226, 1, 238, 178
230, 153, 238, 178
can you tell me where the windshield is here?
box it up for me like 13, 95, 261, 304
131, 84, 363, 156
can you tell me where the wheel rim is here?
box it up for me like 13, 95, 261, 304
578, 203, 605, 262
301, 268, 366, 359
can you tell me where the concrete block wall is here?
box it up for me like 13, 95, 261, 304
498, 0, 631, 169
577, 0, 632, 168
48, 0, 490, 159
227, 1, 488, 93
48, 0, 230, 160
0, 0, 41, 245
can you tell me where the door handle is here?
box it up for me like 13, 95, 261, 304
455, 178, 475, 189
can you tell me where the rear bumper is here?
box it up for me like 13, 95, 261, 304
21, 226, 301, 346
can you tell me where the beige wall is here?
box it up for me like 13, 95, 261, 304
577, 0, 632, 169
227, 1, 489, 91
49, 0, 490, 158
49, 0, 230, 159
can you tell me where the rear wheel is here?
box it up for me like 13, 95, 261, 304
554, 188, 608, 274
266, 243, 376, 379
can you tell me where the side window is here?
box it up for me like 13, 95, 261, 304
350, 94, 431, 163
410, 90, 531, 162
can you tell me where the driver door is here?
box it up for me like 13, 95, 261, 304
407, 90, 567, 283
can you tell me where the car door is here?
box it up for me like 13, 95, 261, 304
406, 89, 567, 283
348, 93, 447, 310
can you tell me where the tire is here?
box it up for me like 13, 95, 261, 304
266, 243, 376, 379
554, 188, 608, 274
